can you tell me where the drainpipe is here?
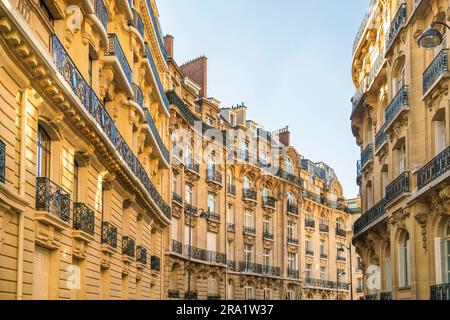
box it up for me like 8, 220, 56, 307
16, 88, 28, 300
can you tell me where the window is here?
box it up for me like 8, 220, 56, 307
263, 288, 272, 300
39, 0, 54, 24
305, 236, 312, 251
244, 209, 254, 228
285, 157, 293, 175
230, 113, 236, 127
185, 184, 192, 205
381, 170, 388, 198
287, 221, 296, 239
207, 192, 216, 213
399, 144, 407, 174
288, 252, 297, 270
205, 116, 213, 126
207, 232, 217, 252
227, 204, 234, 224
244, 244, 254, 263
227, 171, 233, 185
434, 110, 447, 155
263, 215, 271, 234
171, 218, 178, 241
263, 249, 271, 266
37, 125, 51, 177
336, 218, 344, 231
305, 263, 312, 279
33, 246, 50, 299
320, 267, 326, 281
398, 233, 411, 287
244, 286, 255, 300
184, 144, 193, 165
338, 268, 346, 282
207, 153, 215, 172
357, 278, 364, 291
287, 192, 295, 205
243, 176, 251, 190
73, 160, 79, 202
172, 175, 178, 195
262, 187, 269, 199
286, 290, 295, 300
320, 240, 326, 255
320, 215, 326, 226
184, 225, 192, 247
227, 280, 234, 300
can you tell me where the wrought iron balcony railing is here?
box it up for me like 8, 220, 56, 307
385, 86, 408, 127
207, 294, 221, 300
182, 245, 226, 265
385, 3, 406, 53
357, 160, 362, 185
367, 48, 385, 89
337, 256, 346, 262
243, 189, 257, 201
320, 253, 328, 259
287, 268, 299, 279
365, 294, 378, 300
93, 0, 108, 31
184, 203, 198, 216
423, 49, 449, 94
319, 224, 329, 233
205, 211, 220, 222
336, 227, 347, 238
227, 223, 235, 232
375, 124, 388, 151
73, 203, 95, 236
239, 262, 261, 274
51, 34, 171, 220
287, 203, 298, 215
262, 265, 281, 277
305, 219, 315, 229
263, 231, 274, 240
430, 283, 450, 300
0, 139, 4, 184
353, 198, 386, 235
184, 291, 198, 300
168, 290, 180, 299
227, 184, 236, 196
352, 0, 378, 56
244, 226, 257, 236
172, 192, 182, 205
185, 161, 200, 174
351, 80, 366, 115
303, 278, 336, 289
287, 237, 299, 245
151, 255, 161, 271
361, 144, 374, 169
101, 222, 118, 248
35, 177, 70, 223
305, 249, 314, 256
380, 292, 392, 300
171, 239, 182, 254
262, 196, 276, 209
122, 236, 135, 258
227, 260, 236, 271
136, 246, 147, 264
106, 34, 133, 87
206, 169, 222, 184
385, 171, 409, 204
144, 43, 169, 112
130, 8, 145, 39
144, 108, 170, 164
132, 83, 143, 109
356, 287, 364, 293
276, 169, 304, 188
417, 147, 450, 190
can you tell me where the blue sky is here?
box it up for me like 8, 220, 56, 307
158, 0, 370, 199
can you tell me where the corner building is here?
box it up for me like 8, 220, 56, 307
164, 37, 355, 300
0, 0, 171, 299
351, 0, 450, 300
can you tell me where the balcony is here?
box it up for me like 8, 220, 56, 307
287, 268, 299, 279
185, 162, 200, 175
262, 265, 281, 277
35, 177, 70, 227
73, 203, 95, 237
145, 0, 168, 60
184, 291, 198, 300
106, 34, 133, 93
262, 196, 276, 209
239, 262, 262, 275
320, 253, 328, 260
227, 223, 235, 232
361, 144, 374, 170
365, 294, 378, 300
51, 34, 171, 221
183, 245, 226, 265
351, 81, 366, 116
172, 192, 182, 206
353, 198, 386, 236
276, 169, 304, 188
168, 290, 180, 299
92, 0, 108, 31
287, 203, 298, 215
385, 171, 410, 205
385, 4, 406, 53
130, 8, 144, 40
423, 49, 449, 95
352, 0, 378, 57
367, 49, 385, 90
151, 255, 161, 271
263, 231, 274, 240
417, 147, 450, 190
207, 294, 221, 300
243, 189, 257, 202
375, 124, 389, 153
205, 211, 220, 223
336, 227, 347, 238
171, 239, 182, 254
101, 222, 118, 249
227, 261, 236, 271
287, 237, 299, 245
356, 287, 364, 294
144, 43, 169, 113
337, 256, 346, 262
430, 283, 450, 300
385, 86, 409, 130
357, 160, 362, 186
244, 226, 257, 236
206, 169, 222, 185
0, 139, 4, 183
122, 236, 135, 258
319, 224, 329, 233
184, 203, 198, 216
380, 292, 392, 300
143, 108, 170, 165
303, 278, 336, 289
305, 249, 314, 256
132, 83, 144, 111
136, 246, 147, 265
305, 219, 315, 229
227, 184, 236, 197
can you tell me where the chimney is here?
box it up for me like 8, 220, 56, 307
180, 56, 208, 98
164, 35, 174, 58
274, 126, 291, 147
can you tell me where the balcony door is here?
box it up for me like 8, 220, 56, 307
433, 110, 447, 155
36, 125, 51, 178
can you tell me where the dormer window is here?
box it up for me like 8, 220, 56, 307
205, 116, 213, 126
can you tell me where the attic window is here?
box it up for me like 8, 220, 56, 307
205, 116, 213, 126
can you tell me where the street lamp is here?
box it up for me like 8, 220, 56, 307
417, 21, 450, 49
338, 243, 354, 300
186, 207, 208, 300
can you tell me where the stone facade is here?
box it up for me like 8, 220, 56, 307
351, 0, 450, 300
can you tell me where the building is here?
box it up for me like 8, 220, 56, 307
0, 0, 171, 299
163, 35, 355, 300
350, 0, 450, 300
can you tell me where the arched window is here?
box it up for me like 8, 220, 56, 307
287, 192, 295, 205
207, 273, 219, 297
393, 59, 406, 94
37, 125, 51, 177
227, 280, 234, 300
243, 176, 252, 190
285, 157, 293, 175
398, 233, 411, 287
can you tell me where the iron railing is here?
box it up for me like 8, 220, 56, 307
319, 224, 329, 233
287, 237, 299, 245
361, 144, 374, 169
205, 211, 220, 222
417, 146, 450, 190
106, 34, 133, 87
262, 196, 276, 209
73, 203, 95, 236
136, 246, 147, 264
133, 83, 143, 110
305, 249, 314, 256
35, 177, 70, 223
336, 227, 347, 238
385, 86, 408, 126
184, 203, 198, 216
130, 8, 144, 39
287, 203, 298, 215
227, 184, 236, 196
206, 169, 222, 184
171, 239, 182, 254
122, 236, 135, 258
352, 0, 378, 56
430, 283, 450, 300
144, 108, 170, 164
243, 189, 257, 201
375, 124, 388, 151
287, 268, 299, 279
263, 231, 274, 240
185, 162, 200, 174
385, 4, 407, 52
93, 0, 108, 31
207, 294, 221, 300
244, 226, 256, 236
168, 290, 180, 299
227, 260, 236, 271
172, 192, 182, 205
227, 223, 235, 232
380, 292, 393, 300
385, 171, 410, 204
144, 43, 169, 111
423, 49, 449, 94
101, 222, 118, 248
184, 291, 198, 300
353, 198, 386, 235
305, 219, 316, 229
